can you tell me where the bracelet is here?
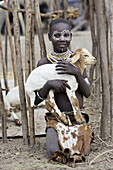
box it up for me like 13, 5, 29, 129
36, 91, 46, 101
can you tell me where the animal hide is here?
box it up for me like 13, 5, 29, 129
46, 117, 93, 164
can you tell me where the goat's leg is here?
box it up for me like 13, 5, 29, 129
66, 89, 85, 124
10, 108, 21, 126
45, 90, 69, 125
0, 123, 2, 129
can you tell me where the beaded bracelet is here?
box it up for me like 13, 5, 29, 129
36, 91, 46, 101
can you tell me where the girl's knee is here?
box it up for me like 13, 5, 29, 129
47, 146, 57, 158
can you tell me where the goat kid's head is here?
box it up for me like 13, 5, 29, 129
70, 48, 96, 74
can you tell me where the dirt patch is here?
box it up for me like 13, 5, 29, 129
0, 96, 113, 170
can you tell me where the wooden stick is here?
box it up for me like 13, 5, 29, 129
49, 0, 54, 13
4, 0, 17, 87
103, 0, 110, 78
62, 0, 68, 19
34, 0, 46, 58
5, 0, 10, 73
54, 0, 61, 11
12, 0, 29, 145
25, 0, 35, 146
0, 5, 80, 19
89, 149, 113, 166
0, 33, 9, 92
25, 0, 32, 80
5, 22, 8, 73
30, 1, 35, 145
31, 10, 35, 70
95, 0, 110, 138
109, 0, 113, 140
17, 2, 25, 35
27, 97, 35, 146
88, 0, 97, 85
97, 135, 113, 147
0, 80, 7, 143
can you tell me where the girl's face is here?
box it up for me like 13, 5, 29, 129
49, 22, 72, 53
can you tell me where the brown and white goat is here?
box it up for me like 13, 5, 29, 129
25, 48, 96, 125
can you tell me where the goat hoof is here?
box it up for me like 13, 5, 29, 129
15, 119, 22, 126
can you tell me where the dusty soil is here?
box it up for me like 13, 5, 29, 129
0, 96, 113, 170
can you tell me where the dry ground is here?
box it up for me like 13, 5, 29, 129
0, 96, 113, 170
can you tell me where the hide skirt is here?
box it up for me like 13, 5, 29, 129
45, 113, 93, 164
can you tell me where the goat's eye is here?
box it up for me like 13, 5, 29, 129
84, 54, 88, 57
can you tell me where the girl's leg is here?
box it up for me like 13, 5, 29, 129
46, 127, 61, 158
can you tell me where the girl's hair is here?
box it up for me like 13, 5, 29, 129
49, 18, 72, 33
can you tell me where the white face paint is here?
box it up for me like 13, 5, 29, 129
52, 29, 71, 41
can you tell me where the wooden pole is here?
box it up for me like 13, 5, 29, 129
109, 0, 113, 141
5, 22, 8, 73
4, 0, 17, 87
54, 0, 61, 11
28, 98, 35, 146
5, 0, 10, 73
62, 0, 68, 19
17, 2, 25, 35
0, 80, 7, 143
0, 5, 80, 19
25, 0, 32, 80
89, 0, 97, 84
95, 23, 100, 100
31, 5, 35, 70
12, 0, 29, 145
25, 0, 35, 146
34, 0, 46, 58
31, 17, 35, 70
95, 0, 110, 138
49, 0, 54, 13
89, 0, 100, 100
0, 33, 9, 92
103, 0, 110, 77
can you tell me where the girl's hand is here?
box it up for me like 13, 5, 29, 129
47, 79, 71, 93
55, 61, 80, 77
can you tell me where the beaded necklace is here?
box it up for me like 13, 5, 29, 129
47, 49, 73, 64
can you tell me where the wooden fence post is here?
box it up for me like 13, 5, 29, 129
31, 7, 35, 70
17, 2, 25, 35
5, 23, 8, 72
34, 0, 46, 58
62, 0, 68, 19
0, 33, 9, 92
25, 0, 32, 80
54, 0, 61, 11
12, 0, 29, 145
89, 0, 97, 84
109, 0, 113, 141
0, 80, 7, 143
95, 0, 110, 138
4, 0, 17, 87
25, 0, 35, 146
31, 16, 35, 70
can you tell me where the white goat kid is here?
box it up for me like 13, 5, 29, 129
25, 48, 96, 125
4, 86, 21, 126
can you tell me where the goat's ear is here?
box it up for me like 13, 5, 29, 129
71, 52, 80, 64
